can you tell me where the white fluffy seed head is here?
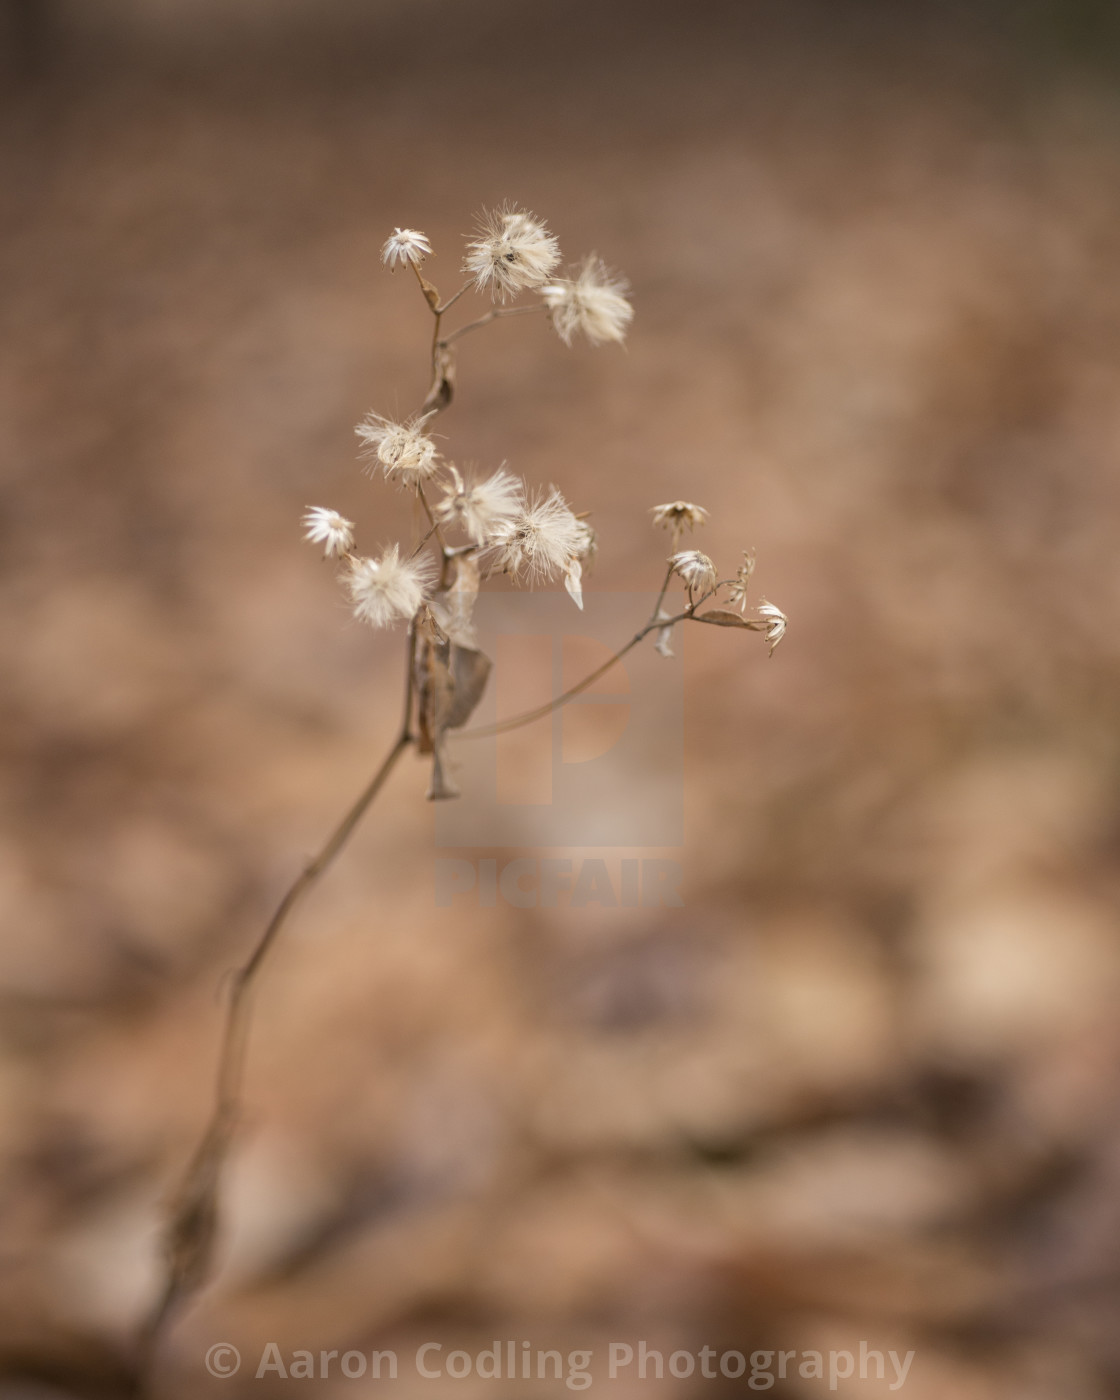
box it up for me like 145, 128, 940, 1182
355, 411, 440, 487
670, 549, 718, 595
381, 227, 432, 270
542, 255, 633, 346
488, 486, 586, 584
435, 465, 525, 546
463, 205, 561, 302
302, 506, 355, 558
346, 545, 436, 630
757, 599, 788, 653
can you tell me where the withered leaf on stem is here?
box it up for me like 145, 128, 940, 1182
695, 608, 761, 629
422, 345, 456, 414
414, 608, 492, 798
444, 644, 491, 730
417, 274, 441, 310
437, 553, 482, 648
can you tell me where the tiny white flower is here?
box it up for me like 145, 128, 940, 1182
727, 549, 757, 612
381, 228, 432, 270
463, 205, 561, 302
670, 549, 718, 595
355, 411, 440, 487
542, 255, 633, 346
435, 464, 525, 546
346, 545, 436, 630
302, 506, 355, 559
757, 599, 788, 654
488, 486, 586, 588
650, 501, 709, 534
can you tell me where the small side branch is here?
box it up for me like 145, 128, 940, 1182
440, 303, 543, 348
459, 584, 700, 741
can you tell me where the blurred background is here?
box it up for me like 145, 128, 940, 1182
3, 0, 1120, 1395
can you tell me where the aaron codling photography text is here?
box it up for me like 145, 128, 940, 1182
228, 1338, 916, 1390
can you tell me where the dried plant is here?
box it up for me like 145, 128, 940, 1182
139, 204, 787, 1376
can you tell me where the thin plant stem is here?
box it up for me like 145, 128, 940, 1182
435, 279, 474, 316
141, 233, 699, 1389
409, 522, 439, 561
459, 585, 701, 741
440, 303, 542, 347
651, 561, 675, 620
141, 626, 418, 1362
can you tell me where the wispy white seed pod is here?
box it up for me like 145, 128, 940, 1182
463, 205, 561, 302
346, 545, 436, 630
302, 506, 355, 558
488, 486, 587, 589
381, 228, 432, 270
436, 465, 525, 546
355, 411, 440, 487
542, 255, 633, 346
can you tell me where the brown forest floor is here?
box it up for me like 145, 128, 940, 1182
3, 1, 1120, 1395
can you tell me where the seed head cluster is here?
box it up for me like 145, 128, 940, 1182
300, 201, 786, 672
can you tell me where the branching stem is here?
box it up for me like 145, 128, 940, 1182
142, 238, 714, 1395
459, 574, 706, 740
440, 303, 543, 347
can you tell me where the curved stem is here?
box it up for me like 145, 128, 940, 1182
458, 588, 698, 741
435, 279, 474, 316
440, 302, 543, 348
651, 561, 676, 621
141, 627, 418, 1362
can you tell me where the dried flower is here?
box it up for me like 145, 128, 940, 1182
355, 411, 440, 486
381, 228, 432, 270
542, 255, 633, 346
346, 545, 435, 630
670, 549, 718, 595
435, 465, 524, 546
727, 549, 756, 611
302, 506, 355, 559
463, 205, 561, 301
651, 501, 709, 534
757, 599, 788, 654
488, 486, 586, 589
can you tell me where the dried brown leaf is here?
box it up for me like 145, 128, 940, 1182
695, 608, 759, 629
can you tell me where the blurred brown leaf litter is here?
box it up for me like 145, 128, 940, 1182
3, 0, 1120, 1395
